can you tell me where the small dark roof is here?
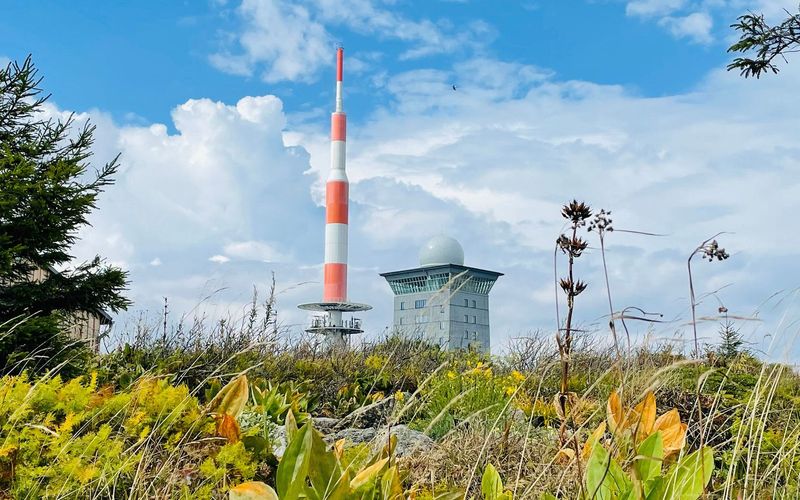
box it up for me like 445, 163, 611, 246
380, 263, 503, 280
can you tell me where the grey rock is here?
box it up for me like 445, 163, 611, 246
375, 425, 434, 458
335, 396, 395, 430
312, 417, 340, 434
328, 427, 377, 445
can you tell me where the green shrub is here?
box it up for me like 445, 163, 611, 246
0, 372, 259, 498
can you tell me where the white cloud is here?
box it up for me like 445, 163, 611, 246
625, 0, 798, 43
659, 12, 714, 43
210, 0, 494, 82
149, 258, 162, 267
209, 255, 231, 263
626, 0, 687, 18
223, 240, 288, 262
210, 0, 330, 82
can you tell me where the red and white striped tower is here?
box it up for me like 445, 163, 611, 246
324, 47, 348, 304
299, 47, 371, 346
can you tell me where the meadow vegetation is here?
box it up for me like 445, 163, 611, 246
2, 311, 799, 498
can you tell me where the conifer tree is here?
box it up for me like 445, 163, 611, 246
0, 56, 130, 375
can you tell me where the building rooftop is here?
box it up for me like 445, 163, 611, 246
380, 263, 503, 295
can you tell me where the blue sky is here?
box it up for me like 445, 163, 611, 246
2, 0, 799, 361
1, 0, 740, 123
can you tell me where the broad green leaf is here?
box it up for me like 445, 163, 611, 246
634, 431, 664, 482
350, 457, 389, 490
434, 492, 466, 500
481, 463, 503, 500
276, 423, 313, 500
229, 481, 279, 500
663, 447, 714, 500
381, 465, 404, 500
308, 427, 343, 499
241, 435, 269, 455
209, 374, 249, 418
644, 477, 664, 500
586, 443, 630, 500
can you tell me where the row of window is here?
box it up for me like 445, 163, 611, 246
399, 299, 428, 310
399, 317, 479, 329
400, 298, 480, 310
398, 313, 478, 324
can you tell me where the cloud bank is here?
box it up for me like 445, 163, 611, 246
58, 45, 800, 361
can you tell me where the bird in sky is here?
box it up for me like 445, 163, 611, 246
452, 84, 457, 91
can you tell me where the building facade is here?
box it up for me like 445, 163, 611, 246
25, 265, 112, 352
380, 236, 502, 353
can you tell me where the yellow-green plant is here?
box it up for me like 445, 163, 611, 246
250, 379, 316, 425
415, 361, 518, 439
550, 391, 711, 500
574, 433, 713, 500
231, 411, 517, 500
574, 391, 687, 463
231, 413, 403, 499
0, 372, 253, 498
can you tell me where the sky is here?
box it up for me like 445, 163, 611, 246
2, 0, 799, 361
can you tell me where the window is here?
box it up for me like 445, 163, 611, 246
415, 299, 426, 309
464, 298, 469, 307
399, 317, 403, 325
471, 299, 476, 308
472, 316, 477, 324
464, 330, 469, 338
473, 331, 478, 340
440, 321, 444, 330
400, 301, 406, 310
464, 314, 469, 323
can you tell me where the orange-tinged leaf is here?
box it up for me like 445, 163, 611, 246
209, 374, 249, 418
217, 414, 241, 443
655, 409, 687, 454
333, 438, 346, 461
229, 481, 279, 500
350, 458, 389, 489
607, 391, 623, 433
555, 447, 575, 464
632, 391, 656, 441
582, 421, 606, 461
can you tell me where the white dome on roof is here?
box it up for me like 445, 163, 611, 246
419, 235, 464, 267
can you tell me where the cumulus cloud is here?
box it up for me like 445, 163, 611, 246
63, 93, 323, 329
317, 56, 800, 359
659, 12, 714, 43
625, 0, 797, 43
210, 0, 330, 82
54, 46, 800, 360
222, 240, 289, 262
210, 0, 494, 82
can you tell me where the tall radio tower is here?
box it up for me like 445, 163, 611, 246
298, 47, 371, 346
